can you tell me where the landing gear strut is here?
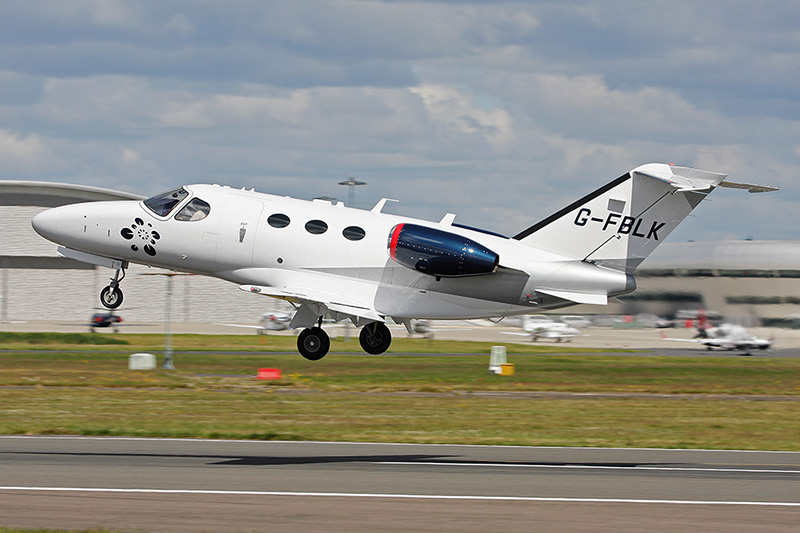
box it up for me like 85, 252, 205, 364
100, 266, 125, 309
295, 317, 393, 360
359, 322, 392, 355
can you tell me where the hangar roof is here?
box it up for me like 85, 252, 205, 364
0, 180, 144, 207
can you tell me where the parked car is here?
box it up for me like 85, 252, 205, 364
89, 311, 122, 333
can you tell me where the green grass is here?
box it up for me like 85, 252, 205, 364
3, 387, 798, 450
0, 530, 117, 533
0, 332, 128, 345
0, 331, 618, 353
2, 348, 798, 396
1, 335, 799, 450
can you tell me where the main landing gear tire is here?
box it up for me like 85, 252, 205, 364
297, 327, 330, 361
359, 322, 392, 355
100, 285, 123, 309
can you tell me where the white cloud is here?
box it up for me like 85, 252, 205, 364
0, 129, 42, 160
409, 85, 515, 152
89, 0, 138, 28
0, 1, 796, 241
0, 129, 66, 175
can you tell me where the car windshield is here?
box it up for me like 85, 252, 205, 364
143, 187, 189, 217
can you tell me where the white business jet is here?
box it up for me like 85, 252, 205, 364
31, 163, 774, 360
519, 315, 581, 342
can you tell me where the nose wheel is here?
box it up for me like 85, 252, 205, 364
100, 285, 124, 309
100, 266, 126, 309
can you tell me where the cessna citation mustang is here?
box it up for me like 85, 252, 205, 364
31, 163, 775, 360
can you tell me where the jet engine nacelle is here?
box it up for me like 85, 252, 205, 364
388, 223, 499, 278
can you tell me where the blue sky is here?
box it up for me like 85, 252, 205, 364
1, 0, 797, 242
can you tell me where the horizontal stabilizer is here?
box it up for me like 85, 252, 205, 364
718, 181, 780, 193
632, 164, 726, 192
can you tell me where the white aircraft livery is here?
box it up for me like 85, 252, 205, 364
31, 163, 775, 360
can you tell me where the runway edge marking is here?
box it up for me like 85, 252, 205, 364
1, 487, 799, 507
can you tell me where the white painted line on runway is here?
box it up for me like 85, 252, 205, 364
379, 461, 800, 475
1, 487, 799, 507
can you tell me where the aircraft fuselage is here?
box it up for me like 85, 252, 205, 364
32, 184, 634, 321
33, 164, 765, 359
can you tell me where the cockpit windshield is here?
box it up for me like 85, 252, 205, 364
144, 187, 189, 217
175, 198, 211, 221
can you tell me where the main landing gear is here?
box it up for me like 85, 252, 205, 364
296, 321, 392, 361
297, 327, 330, 361
100, 266, 125, 309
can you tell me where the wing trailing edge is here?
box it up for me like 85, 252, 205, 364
240, 284, 383, 327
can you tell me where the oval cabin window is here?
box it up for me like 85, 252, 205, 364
342, 226, 366, 241
268, 213, 291, 228
305, 219, 328, 235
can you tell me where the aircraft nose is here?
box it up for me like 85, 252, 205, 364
31, 207, 63, 243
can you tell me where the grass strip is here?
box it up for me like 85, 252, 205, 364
2, 387, 798, 450
1, 351, 798, 396
0, 332, 620, 353
0, 332, 127, 345
2, 342, 799, 450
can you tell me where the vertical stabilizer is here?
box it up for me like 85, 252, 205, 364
513, 164, 727, 272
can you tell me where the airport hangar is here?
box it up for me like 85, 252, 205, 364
0, 181, 283, 325
1, 180, 797, 327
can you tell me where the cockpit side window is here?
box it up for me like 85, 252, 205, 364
175, 198, 211, 222
144, 187, 189, 217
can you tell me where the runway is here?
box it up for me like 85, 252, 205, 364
1, 437, 798, 532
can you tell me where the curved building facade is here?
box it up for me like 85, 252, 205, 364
618, 240, 800, 326
1, 180, 797, 326
0, 181, 286, 324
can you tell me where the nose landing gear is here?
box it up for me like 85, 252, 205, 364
100, 266, 126, 309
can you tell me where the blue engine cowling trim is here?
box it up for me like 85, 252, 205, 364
388, 223, 499, 277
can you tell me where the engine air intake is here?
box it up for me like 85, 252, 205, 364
388, 223, 499, 278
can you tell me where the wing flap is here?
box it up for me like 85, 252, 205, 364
240, 284, 383, 325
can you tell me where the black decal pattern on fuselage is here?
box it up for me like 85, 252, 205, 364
120, 217, 161, 256
574, 208, 665, 240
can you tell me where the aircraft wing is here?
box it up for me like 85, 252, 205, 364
240, 284, 383, 328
